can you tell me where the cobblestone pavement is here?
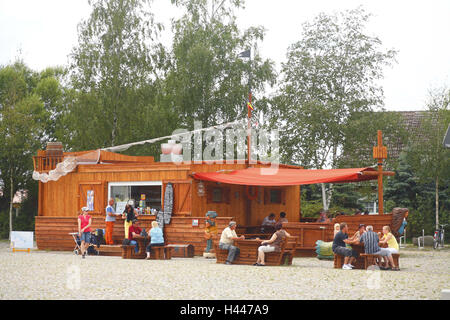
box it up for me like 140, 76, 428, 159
0, 241, 448, 300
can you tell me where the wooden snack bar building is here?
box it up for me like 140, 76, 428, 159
33, 132, 401, 257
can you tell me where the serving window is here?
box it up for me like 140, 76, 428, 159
264, 188, 286, 205
206, 185, 231, 204
108, 181, 162, 213
270, 189, 282, 204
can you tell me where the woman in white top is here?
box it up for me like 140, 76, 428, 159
333, 223, 340, 237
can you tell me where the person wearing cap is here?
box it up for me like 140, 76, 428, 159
128, 219, 145, 254
78, 207, 92, 259
204, 211, 218, 253
219, 221, 245, 265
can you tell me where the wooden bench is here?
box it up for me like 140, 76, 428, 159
121, 239, 173, 260
148, 245, 173, 260
282, 236, 299, 265
215, 237, 297, 266
360, 253, 400, 269
334, 252, 400, 269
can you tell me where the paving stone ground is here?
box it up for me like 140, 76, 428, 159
0, 241, 448, 300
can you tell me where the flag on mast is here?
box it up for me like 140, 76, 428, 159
247, 102, 254, 110
238, 49, 251, 58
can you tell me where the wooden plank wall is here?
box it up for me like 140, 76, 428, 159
284, 222, 334, 256
249, 185, 300, 225
35, 216, 233, 256
334, 214, 394, 235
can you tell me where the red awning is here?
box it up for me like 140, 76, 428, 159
193, 167, 378, 186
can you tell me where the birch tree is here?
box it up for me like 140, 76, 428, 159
274, 7, 397, 210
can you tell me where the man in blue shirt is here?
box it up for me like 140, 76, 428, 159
332, 223, 359, 270
105, 198, 121, 245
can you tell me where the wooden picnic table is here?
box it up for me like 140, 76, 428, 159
334, 241, 400, 269
237, 233, 271, 240
215, 236, 299, 266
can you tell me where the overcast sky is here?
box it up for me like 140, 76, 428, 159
1, 0, 449, 111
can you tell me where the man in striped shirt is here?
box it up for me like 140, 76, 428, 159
359, 225, 397, 270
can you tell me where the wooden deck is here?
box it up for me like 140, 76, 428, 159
35, 215, 233, 256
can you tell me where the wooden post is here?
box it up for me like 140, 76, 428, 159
373, 130, 387, 215
247, 90, 252, 164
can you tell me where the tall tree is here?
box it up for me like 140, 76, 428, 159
0, 61, 48, 237
273, 7, 397, 210
406, 88, 450, 230
68, 0, 167, 150
167, 0, 276, 130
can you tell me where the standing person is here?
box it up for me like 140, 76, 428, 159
204, 211, 218, 254
360, 225, 399, 271
254, 223, 291, 266
122, 203, 137, 239
219, 221, 245, 265
105, 198, 120, 245
277, 212, 288, 225
332, 223, 359, 270
78, 207, 92, 259
379, 226, 399, 254
145, 221, 165, 259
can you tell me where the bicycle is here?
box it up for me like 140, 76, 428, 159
433, 224, 447, 249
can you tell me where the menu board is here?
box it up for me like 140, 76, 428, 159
115, 201, 127, 214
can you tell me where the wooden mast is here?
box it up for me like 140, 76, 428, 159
373, 130, 388, 215
247, 91, 252, 164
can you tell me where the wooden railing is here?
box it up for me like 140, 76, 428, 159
33, 155, 63, 172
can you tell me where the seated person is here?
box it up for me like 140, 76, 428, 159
360, 225, 399, 271
146, 221, 165, 259
254, 223, 290, 266
277, 212, 288, 225
261, 213, 276, 233
378, 225, 399, 254
219, 221, 244, 265
128, 219, 146, 254
332, 222, 359, 270
333, 223, 340, 237
316, 210, 330, 223
348, 224, 365, 242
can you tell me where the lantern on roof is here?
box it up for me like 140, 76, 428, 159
197, 181, 205, 197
